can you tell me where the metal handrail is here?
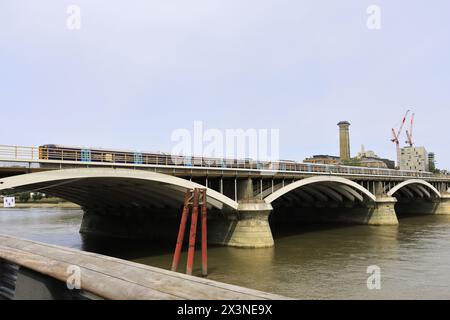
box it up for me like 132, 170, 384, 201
0, 145, 39, 160
0, 144, 448, 179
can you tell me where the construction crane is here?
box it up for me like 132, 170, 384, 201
405, 112, 415, 147
391, 110, 410, 168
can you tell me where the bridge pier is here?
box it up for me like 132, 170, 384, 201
367, 197, 399, 225
365, 183, 399, 225
433, 194, 450, 215
209, 201, 274, 248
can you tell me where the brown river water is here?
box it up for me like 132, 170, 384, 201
1, 207, 450, 299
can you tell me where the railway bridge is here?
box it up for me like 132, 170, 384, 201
1, 145, 450, 248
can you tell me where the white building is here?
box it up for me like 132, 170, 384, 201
357, 145, 379, 159
400, 147, 429, 172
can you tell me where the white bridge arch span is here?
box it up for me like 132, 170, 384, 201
0, 168, 238, 211
387, 179, 441, 199
264, 176, 377, 205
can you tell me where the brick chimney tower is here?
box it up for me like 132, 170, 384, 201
338, 121, 351, 161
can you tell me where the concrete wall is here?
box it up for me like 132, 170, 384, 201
13, 267, 90, 300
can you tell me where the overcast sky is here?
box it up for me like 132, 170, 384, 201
1, 1, 449, 168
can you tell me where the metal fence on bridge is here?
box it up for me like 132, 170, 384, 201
0, 144, 446, 179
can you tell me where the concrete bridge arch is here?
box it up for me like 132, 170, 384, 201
260, 176, 399, 230
0, 168, 238, 211
385, 179, 449, 217
264, 176, 377, 205
387, 179, 441, 199
0, 168, 241, 242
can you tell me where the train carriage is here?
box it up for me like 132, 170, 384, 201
38, 144, 436, 177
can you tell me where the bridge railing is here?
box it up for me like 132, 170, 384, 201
0, 144, 448, 179
0, 145, 39, 161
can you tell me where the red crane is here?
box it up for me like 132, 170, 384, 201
405, 112, 415, 147
391, 110, 410, 168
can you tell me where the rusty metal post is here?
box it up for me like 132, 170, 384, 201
201, 189, 208, 277
186, 188, 200, 275
171, 190, 192, 272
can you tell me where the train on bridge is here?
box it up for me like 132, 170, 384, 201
37, 144, 435, 178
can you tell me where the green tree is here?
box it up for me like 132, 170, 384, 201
429, 159, 440, 174
341, 158, 363, 167
33, 192, 43, 201
18, 192, 30, 203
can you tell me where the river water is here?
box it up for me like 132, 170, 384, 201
1, 207, 450, 299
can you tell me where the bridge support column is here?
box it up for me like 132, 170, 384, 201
209, 201, 274, 248
367, 197, 399, 225
433, 195, 450, 215
237, 178, 254, 201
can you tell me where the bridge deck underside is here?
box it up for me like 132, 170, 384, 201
0, 175, 228, 240
268, 180, 377, 225
5, 178, 189, 211
270, 182, 369, 207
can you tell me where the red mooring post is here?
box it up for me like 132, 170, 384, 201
201, 189, 208, 277
171, 191, 191, 272
186, 188, 199, 275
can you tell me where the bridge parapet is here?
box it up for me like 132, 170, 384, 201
2, 144, 450, 182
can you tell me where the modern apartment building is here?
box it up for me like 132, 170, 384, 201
400, 147, 429, 172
